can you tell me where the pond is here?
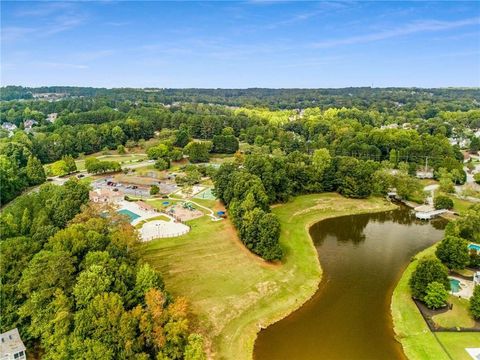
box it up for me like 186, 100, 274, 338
254, 206, 446, 360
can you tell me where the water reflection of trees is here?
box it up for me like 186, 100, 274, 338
311, 206, 447, 246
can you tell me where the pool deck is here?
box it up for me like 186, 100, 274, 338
449, 276, 474, 299
117, 200, 170, 226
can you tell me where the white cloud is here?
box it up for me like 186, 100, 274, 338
312, 17, 480, 48
35, 62, 89, 70
2, 2, 88, 42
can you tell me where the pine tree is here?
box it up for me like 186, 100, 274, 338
26, 155, 46, 185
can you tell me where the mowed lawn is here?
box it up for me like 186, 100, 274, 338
75, 153, 147, 170
142, 193, 395, 360
392, 245, 479, 360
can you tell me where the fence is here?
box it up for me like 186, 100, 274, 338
142, 227, 190, 241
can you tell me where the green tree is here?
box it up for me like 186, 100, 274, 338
470, 136, 480, 153
184, 334, 206, 360
63, 155, 77, 174
389, 149, 398, 166
134, 263, 163, 301
26, 155, 46, 185
50, 159, 69, 176
20, 208, 31, 235
409, 257, 449, 300
150, 185, 159, 196
435, 235, 470, 269
73, 265, 113, 308
175, 128, 190, 148
424, 281, 448, 309
184, 142, 211, 163
474, 172, 480, 185
147, 144, 170, 160
111, 125, 126, 146
470, 285, 480, 320
312, 148, 332, 178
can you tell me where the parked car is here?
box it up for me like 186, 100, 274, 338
113, 188, 119, 192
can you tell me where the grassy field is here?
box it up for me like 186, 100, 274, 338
142, 193, 395, 359
75, 153, 147, 170
392, 245, 479, 360
449, 196, 476, 214
435, 333, 480, 360
432, 296, 476, 328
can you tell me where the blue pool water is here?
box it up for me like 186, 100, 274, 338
449, 278, 461, 293
117, 209, 140, 222
468, 243, 480, 251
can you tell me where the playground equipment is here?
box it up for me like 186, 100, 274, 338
182, 202, 195, 211
217, 211, 227, 218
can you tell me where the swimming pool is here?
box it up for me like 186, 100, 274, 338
117, 209, 140, 222
449, 278, 461, 293
468, 243, 480, 252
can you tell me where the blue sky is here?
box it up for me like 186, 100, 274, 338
1, 1, 479, 88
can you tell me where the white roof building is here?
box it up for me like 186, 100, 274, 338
0, 328, 26, 360
47, 113, 58, 123
89, 188, 124, 203
1, 122, 17, 131
23, 119, 38, 129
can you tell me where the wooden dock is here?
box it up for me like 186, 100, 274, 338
415, 209, 448, 220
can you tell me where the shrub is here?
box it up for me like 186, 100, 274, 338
434, 195, 454, 210
424, 281, 448, 309
154, 158, 170, 171
117, 144, 126, 154
409, 257, 449, 300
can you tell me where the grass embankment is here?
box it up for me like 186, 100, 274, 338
392, 245, 479, 360
142, 193, 395, 359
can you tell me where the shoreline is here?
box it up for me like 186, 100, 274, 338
391, 244, 450, 360
244, 195, 397, 360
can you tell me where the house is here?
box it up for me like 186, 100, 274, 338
1, 122, 17, 132
89, 188, 124, 203
380, 123, 399, 130
24, 119, 38, 129
0, 328, 26, 360
449, 137, 470, 149
47, 113, 58, 123
416, 169, 434, 179
1, 123, 17, 137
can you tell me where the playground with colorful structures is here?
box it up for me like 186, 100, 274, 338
165, 201, 204, 222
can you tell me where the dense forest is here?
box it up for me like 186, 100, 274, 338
0, 180, 205, 359
2, 86, 480, 110
2, 87, 477, 204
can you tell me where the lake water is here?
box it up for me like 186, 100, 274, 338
254, 206, 446, 360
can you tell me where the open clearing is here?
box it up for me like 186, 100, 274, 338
392, 245, 479, 360
142, 193, 395, 359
